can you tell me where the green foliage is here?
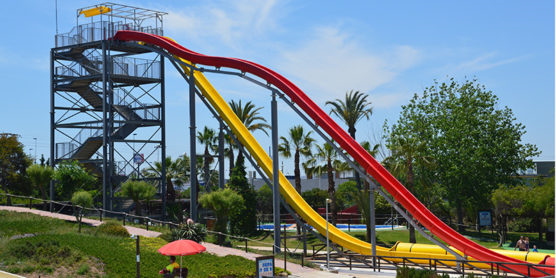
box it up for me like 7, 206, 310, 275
77, 263, 90, 275
26, 164, 53, 201
171, 222, 207, 242
396, 266, 449, 278
0, 133, 32, 199
71, 190, 93, 208
71, 190, 93, 232
199, 188, 244, 245
256, 184, 273, 215
117, 180, 156, 216
96, 220, 130, 237
336, 181, 358, 210
228, 155, 257, 236
326, 90, 373, 138
386, 78, 540, 228
0, 212, 261, 278
143, 154, 190, 203
301, 188, 328, 210
0, 210, 79, 238
52, 160, 97, 200
5, 239, 84, 275
279, 125, 315, 193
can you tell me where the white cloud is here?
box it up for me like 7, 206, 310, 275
456, 52, 527, 72
371, 92, 411, 109
164, 0, 282, 49
276, 27, 421, 106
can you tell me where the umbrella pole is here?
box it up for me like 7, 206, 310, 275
180, 256, 183, 277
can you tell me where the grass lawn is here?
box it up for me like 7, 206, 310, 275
0, 210, 262, 278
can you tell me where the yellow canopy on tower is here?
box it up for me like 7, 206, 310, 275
79, 6, 111, 17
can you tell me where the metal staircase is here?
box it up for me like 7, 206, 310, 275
51, 3, 167, 212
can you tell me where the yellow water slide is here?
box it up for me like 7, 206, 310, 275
172, 54, 467, 262
172, 54, 550, 265
113, 31, 553, 276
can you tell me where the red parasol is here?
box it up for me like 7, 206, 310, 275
158, 239, 206, 256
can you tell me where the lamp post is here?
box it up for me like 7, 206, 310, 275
325, 198, 332, 270
33, 137, 37, 164
130, 234, 140, 278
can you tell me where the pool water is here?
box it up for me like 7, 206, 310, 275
258, 223, 403, 230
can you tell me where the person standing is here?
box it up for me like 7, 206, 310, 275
514, 236, 526, 251
524, 237, 530, 252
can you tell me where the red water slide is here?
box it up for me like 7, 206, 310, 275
113, 30, 554, 277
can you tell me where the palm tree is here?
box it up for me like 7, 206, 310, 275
197, 126, 217, 191
326, 90, 373, 188
278, 125, 315, 193
229, 100, 271, 168
142, 155, 190, 203
359, 140, 381, 242
302, 158, 317, 179
229, 100, 271, 135
383, 136, 432, 243
313, 142, 339, 225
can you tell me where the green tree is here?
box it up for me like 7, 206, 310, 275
313, 143, 339, 225
336, 180, 359, 210
199, 188, 244, 245
117, 180, 156, 216
27, 164, 54, 209
279, 125, 315, 193
197, 126, 217, 191
52, 160, 97, 201
301, 188, 329, 210
256, 184, 273, 217
228, 155, 257, 236
383, 136, 434, 243
326, 90, 373, 189
71, 190, 93, 233
143, 154, 190, 203
229, 100, 271, 174
0, 133, 31, 204
387, 78, 539, 231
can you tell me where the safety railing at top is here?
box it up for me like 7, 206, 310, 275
55, 21, 163, 48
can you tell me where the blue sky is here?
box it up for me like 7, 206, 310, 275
0, 1, 553, 176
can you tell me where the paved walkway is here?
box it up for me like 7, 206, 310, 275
0, 206, 395, 277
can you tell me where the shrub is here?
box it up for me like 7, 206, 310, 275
396, 266, 449, 278
96, 221, 130, 237
171, 222, 207, 242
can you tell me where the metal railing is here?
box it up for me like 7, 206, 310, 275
55, 21, 163, 48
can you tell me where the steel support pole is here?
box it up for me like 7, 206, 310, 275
271, 91, 281, 254
370, 187, 377, 269
326, 198, 331, 270
49, 49, 55, 212
101, 40, 109, 211
161, 57, 167, 219
189, 69, 198, 222
218, 122, 225, 189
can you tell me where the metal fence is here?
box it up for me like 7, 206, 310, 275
55, 21, 163, 48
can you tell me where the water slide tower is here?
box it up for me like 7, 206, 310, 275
50, 3, 168, 214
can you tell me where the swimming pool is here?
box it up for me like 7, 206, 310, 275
257, 223, 404, 230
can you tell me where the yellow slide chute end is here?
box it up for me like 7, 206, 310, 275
79, 6, 111, 17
